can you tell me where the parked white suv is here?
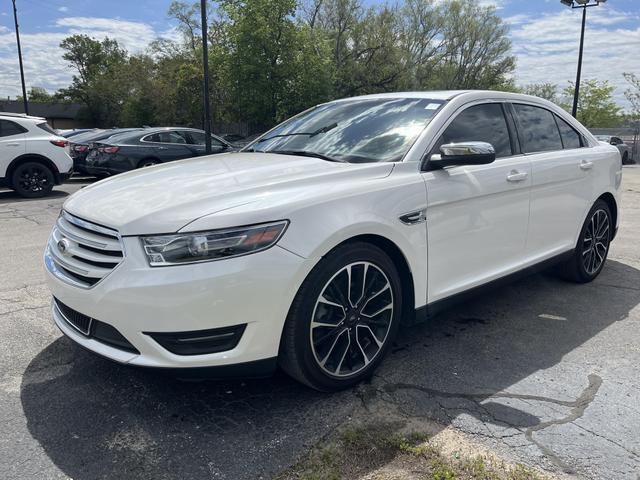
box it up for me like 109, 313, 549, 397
0, 113, 73, 197
44, 91, 622, 390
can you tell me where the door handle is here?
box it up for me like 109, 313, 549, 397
506, 170, 528, 182
580, 160, 594, 170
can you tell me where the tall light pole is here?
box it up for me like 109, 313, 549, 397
560, 0, 607, 118
200, 0, 212, 155
11, 0, 28, 115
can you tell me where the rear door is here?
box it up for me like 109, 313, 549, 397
421, 102, 532, 302
511, 103, 594, 260
0, 120, 27, 178
142, 131, 195, 162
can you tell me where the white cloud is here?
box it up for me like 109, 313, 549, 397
58, 6, 69, 13
508, 7, 640, 108
0, 17, 171, 98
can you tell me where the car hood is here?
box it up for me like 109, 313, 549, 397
63, 152, 394, 235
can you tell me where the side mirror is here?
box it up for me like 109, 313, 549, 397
428, 142, 496, 169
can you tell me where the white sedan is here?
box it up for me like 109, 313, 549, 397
44, 91, 622, 390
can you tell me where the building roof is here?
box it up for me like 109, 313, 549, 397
0, 100, 82, 119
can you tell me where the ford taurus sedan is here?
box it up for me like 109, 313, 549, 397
44, 91, 622, 391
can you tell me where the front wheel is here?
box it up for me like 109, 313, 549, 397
279, 242, 402, 391
11, 162, 55, 198
559, 199, 612, 283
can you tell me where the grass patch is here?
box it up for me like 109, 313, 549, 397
277, 421, 549, 480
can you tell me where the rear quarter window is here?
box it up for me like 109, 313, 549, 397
555, 116, 582, 149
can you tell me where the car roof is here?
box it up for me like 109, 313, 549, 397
0, 112, 46, 121
328, 90, 562, 106
71, 128, 141, 143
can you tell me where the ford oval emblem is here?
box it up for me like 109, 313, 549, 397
57, 238, 70, 255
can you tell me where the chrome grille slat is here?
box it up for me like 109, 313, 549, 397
56, 216, 121, 251
46, 211, 124, 289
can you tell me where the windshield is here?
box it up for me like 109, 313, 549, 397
248, 97, 444, 163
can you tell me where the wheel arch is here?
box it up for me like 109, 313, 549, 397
328, 233, 417, 327
137, 156, 161, 168
597, 192, 618, 240
6, 154, 62, 186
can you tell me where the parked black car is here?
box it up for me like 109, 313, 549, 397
70, 128, 144, 174
84, 127, 233, 177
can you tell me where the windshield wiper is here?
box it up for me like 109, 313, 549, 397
254, 122, 338, 144
268, 150, 347, 163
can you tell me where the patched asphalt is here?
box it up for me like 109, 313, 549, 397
1, 170, 639, 479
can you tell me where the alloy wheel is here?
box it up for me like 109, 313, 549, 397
582, 208, 610, 275
310, 261, 394, 378
18, 165, 50, 193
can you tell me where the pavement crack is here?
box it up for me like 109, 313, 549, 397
523, 374, 602, 474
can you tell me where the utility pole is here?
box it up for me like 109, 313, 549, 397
572, 5, 587, 118
200, 0, 212, 154
11, 0, 29, 115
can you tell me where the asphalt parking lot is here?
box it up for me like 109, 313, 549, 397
1, 170, 639, 480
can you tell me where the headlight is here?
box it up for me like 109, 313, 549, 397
141, 221, 289, 266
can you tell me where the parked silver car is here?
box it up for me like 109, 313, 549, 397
596, 135, 632, 164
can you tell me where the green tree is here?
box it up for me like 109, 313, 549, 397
523, 83, 559, 104
57, 35, 129, 126
623, 73, 640, 120
432, 0, 515, 90
17, 86, 55, 103
561, 79, 623, 128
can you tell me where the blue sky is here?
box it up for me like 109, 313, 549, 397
1, 0, 639, 107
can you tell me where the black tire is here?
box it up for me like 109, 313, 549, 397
558, 199, 612, 283
279, 242, 403, 391
622, 152, 629, 165
137, 158, 159, 169
11, 161, 55, 198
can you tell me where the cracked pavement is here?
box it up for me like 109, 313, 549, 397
1, 170, 640, 479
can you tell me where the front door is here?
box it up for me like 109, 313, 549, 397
421, 102, 531, 302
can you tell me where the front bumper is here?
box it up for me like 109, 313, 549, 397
45, 237, 314, 370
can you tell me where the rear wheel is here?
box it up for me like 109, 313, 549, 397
11, 162, 55, 198
279, 242, 402, 391
137, 159, 159, 168
559, 199, 612, 283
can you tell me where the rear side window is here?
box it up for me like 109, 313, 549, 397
36, 122, 56, 135
555, 116, 582, 149
513, 104, 562, 153
0, 120, 27, 137
437, 103, 512, 158
144, 131, 188, 144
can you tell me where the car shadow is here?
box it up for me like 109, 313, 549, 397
0, 188, 69, 204
20, 260, 640, 479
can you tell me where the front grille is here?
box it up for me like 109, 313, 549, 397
47, 211, 123, 288
54, 298, 139, 354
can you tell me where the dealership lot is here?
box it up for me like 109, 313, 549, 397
1, 170, 639, 479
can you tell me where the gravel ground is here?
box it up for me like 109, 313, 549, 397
1, 169, 639, 479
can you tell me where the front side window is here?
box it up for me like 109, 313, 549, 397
555, 116, 582, 149
436, 103, 512, 158
0, 120, 27, 138
513, 104, 563, 153
250, 98, 444, 163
